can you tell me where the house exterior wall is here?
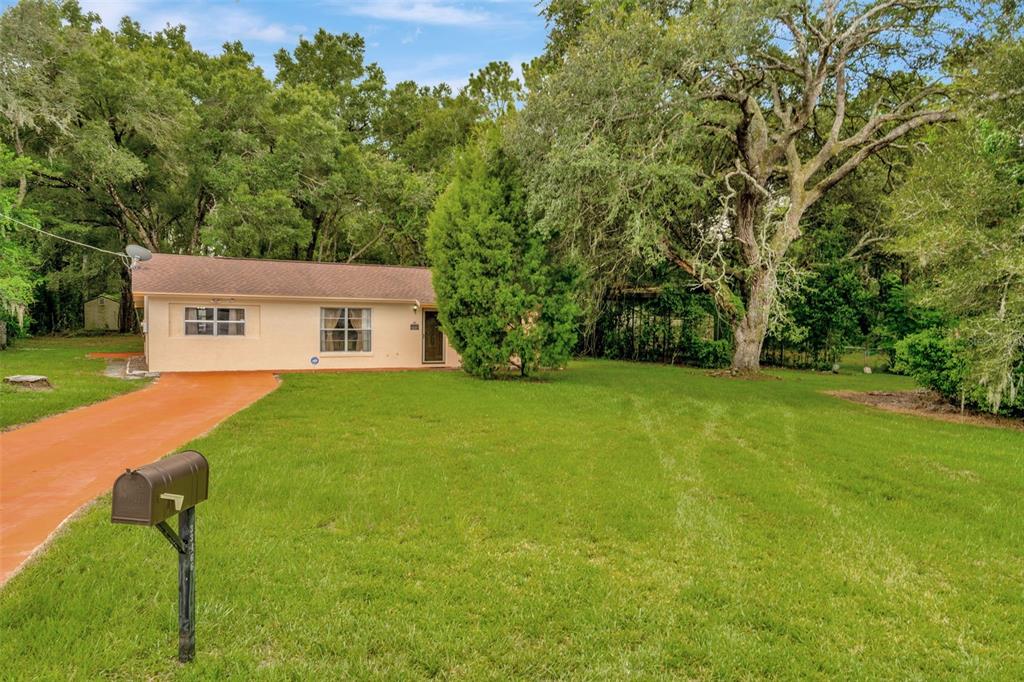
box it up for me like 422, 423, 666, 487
84, 297, 120, 331
144, 295, 460, 372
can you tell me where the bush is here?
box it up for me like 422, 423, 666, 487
693, 339, 732, 368
895, 328, 1024, 415
894, 329, 967, 400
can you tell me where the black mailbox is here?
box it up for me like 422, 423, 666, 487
112, 450, 208, 663
112, 450, 208, 526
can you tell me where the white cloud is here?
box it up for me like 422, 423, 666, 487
401, 27, 423, 44
347, 1, 490, 26
148, 7, 296, 44
79, 0, 147, 26
387, 53, 470, 88
79, 1, 301, 50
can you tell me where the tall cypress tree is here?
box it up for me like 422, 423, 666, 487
427, 126, 577, 378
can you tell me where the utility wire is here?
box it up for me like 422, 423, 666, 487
1, 211, 131, 265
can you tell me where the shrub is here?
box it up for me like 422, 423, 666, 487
693, 339, 732, 368
871, 273, 945, 368
895, 328, 1024, 415
894, 329, 967, 401
895, 328, 996, 413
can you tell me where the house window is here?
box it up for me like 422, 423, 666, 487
321, 307, 372, 352
185, 307, 245, 336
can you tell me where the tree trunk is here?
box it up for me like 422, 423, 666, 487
727, 184, 807, 373
118, 265, 137, 334
727, 185, 769, 373
730, 268, 777, 373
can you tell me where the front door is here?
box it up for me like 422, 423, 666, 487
422, 310, 445, 363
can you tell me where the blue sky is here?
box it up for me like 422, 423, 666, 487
12, 1, 549, 88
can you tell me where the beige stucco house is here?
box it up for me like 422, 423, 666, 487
132, 254, 460, 373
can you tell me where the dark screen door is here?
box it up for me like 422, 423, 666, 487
423, 310, 444, 363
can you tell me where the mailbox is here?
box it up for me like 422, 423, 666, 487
112, 450, 208, 663
112, 450, 208, 526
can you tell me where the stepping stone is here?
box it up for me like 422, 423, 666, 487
4, 375, 52, 390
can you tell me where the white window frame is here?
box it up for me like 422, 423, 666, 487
320, 307, 373, 353
184, 306, 246, 337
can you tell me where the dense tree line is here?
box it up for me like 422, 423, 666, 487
1, 0, 1020, 410
0, 0, 515, 331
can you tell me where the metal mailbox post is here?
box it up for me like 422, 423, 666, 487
112, 450, 209, 663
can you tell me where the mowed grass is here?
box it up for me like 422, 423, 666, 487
0, 335, 146, 429
1, 360, 1021, 679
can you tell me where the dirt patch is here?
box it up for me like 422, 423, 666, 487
706, 369, 782, 381
826, 389, 1023, 431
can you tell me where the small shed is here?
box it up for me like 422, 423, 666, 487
84, 295, 120, 331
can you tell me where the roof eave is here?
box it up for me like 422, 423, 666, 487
132, 291, 432, 305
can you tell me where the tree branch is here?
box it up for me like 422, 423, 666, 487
662, 238, 740, 321
808, 109, 958, 204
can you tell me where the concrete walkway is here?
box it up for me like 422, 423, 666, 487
0, 372, 278, 585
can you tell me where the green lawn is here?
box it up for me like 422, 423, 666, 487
0, 334, 146, 429
1, 360, 1021, 678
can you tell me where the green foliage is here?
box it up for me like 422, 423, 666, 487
466, 61, 522, 119
594, 280, 732, 368
0, 0, 79, 150
519, 0, 1001, 371
894, 329, 969, 404
870, 273, 945, 368
202, 187, 309, 258
514, 10, 713, 283
0, 1, 486, 333
766, 263, 871, 368
376, 82, 482, 174
0, 145, 39, 310
888, 115, 1023, 413
427, 127, 578, 378
892, 325, 1023, 415
881, 40, 1024, 413
274, 29, 376, 106
694, 338, 732, 369
0, 224, 36, 311
0, 306, 29, 341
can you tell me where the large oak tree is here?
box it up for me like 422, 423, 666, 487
519, 0, 1008, 371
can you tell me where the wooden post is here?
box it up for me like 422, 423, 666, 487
178, 507, 196, 663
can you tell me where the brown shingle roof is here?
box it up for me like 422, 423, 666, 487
132, 254, 437, 304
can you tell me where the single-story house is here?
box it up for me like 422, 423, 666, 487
84, 295, 120, 331
131, 254, 460, 373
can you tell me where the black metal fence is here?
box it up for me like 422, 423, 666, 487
582, 287, 732, 368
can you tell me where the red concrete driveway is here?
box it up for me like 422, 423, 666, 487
0, 372, 278, 585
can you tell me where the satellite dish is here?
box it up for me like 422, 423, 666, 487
126, 244, 153, 261
125, 244, 153, 270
